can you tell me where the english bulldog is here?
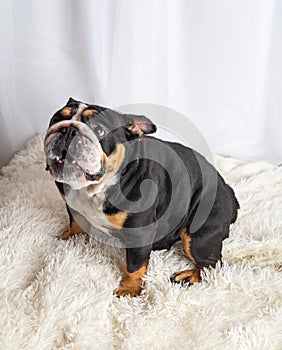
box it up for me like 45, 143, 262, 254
44, 98, 239, 297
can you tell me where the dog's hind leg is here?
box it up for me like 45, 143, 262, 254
170, 225, 227, 285
170, 228, 203, 285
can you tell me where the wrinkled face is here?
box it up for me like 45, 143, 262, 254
44, 98, 156, 190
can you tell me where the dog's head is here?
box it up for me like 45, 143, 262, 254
44, 98, 156, 189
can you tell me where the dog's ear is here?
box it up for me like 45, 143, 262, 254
66, 97, 78, 105
125, 114, 157, 137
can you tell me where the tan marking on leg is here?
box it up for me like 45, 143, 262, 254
60, 107, 72, 117
106, 211, 127, 229
171, 229, 202, 285
170, 268, 202, 285
58, 219, 84, 240
82, 109, 97, 117
180, 228, 196, 264
114, 261, 148, 297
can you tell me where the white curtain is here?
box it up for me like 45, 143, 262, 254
1, 0, 281, 167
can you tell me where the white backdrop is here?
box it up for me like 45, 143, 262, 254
1, 0, 281, 167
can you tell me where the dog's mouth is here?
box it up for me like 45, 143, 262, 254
50, 152, 106, 183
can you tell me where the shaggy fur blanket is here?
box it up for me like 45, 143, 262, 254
0, 135, 281, 349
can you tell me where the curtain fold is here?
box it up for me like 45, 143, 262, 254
0, 0, 281, 166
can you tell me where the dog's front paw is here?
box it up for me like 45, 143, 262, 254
57, 229, 73, 240
57, 229, 85, 240
113, 283, 142, 297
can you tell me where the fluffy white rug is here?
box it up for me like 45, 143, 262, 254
0, 135, 281, 350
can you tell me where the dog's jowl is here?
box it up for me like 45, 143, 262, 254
44, 98, 239, 297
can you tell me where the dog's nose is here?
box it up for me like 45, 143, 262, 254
59, 125, 78, 137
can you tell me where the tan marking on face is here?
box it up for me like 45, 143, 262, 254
114, 261, 148, 297
82, 109, 97, 117
171, 268, 202, 284
61, 107, 72, 117
180, 228, 196, 265
106, 211, 127, 229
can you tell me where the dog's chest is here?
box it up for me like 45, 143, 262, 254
66, 185, 113, 235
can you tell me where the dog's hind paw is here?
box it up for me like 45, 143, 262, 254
170, 268, 202, 285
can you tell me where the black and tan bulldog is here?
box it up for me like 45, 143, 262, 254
44, 98, 239, 297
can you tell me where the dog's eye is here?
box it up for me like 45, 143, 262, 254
94, 126, 105, 138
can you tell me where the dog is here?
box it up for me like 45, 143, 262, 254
44, 98, 239, 297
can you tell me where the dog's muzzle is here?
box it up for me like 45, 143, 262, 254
44, 120, 105, 189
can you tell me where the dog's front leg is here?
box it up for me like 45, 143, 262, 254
114, 245, 152, 297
